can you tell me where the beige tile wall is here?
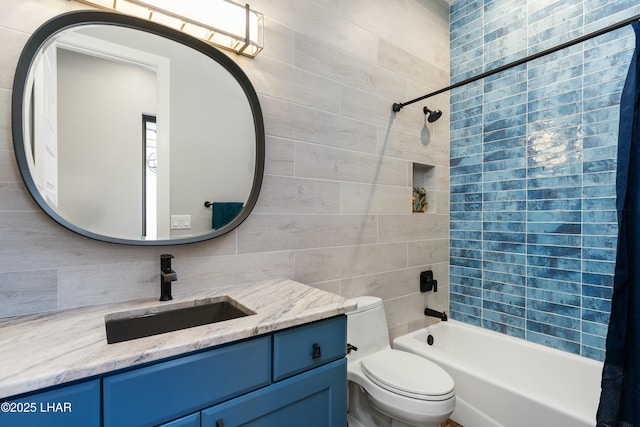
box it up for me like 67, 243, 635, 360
0, 0, 450, 340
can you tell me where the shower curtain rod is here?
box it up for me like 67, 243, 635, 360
391, 12, 640, 112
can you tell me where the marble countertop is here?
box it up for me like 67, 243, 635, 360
0, 279, 355, 399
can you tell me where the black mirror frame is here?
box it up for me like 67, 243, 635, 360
12, 10, 265, 246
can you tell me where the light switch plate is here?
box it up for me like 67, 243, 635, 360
170, 215, 191, 229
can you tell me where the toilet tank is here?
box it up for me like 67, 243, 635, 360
347, 296, 390, 360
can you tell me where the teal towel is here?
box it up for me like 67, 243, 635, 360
212, 202, 243, 229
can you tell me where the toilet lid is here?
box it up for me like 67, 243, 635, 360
360, 350, 454, 400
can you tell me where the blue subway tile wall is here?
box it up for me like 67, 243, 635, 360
449, 0, 640, 361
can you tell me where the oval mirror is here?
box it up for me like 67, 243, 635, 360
12, 11, 264, 245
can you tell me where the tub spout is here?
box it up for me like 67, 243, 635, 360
424, 307, 447, 321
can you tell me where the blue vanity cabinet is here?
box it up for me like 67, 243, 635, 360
201, 359, 347, 427
0, 379, 100, 427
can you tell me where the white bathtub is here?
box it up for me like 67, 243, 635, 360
393, 320, 604, 427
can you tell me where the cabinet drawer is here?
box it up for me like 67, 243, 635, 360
273, 315, 346, 381
201, 358, 347, 427
103, 336, 271, 427
0, 380, 100, 427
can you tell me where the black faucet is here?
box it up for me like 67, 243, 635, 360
424, 307, 447, 321
160, 254, 177, 301
420, 270, 438, 293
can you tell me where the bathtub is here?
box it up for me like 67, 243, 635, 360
393, 320, 604, 427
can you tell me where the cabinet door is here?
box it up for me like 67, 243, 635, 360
103, 336, 271, 427
201, 358, 347, 427
0, 380, 100, 427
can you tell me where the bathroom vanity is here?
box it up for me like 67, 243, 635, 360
0, 279, 354, 426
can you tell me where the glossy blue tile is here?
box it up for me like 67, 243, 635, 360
582, 285, 614, 301
583, 296, 612, 313
583, 260, 616, 275
483, 158, 527, 172
582, 273, 614, 287
527, 307, 581, 330
526, 211, 581, 223
527, 233, 581, 247
450, 192, 483, 203
527, 331, 580, 355
483, 168, 526, 182
450, 265, 483, 279
450, 308, 482, 326
583, 235, 617, 249
527, 244, 581, 258
526, 199, 582, 211
584, 159, 616, 173
450, 172, 483, 185
582, 308, 610, 325
483, 250, 526, 265
527, 266, 581, 284
451, 154, 484, 168
527, 320, 580, 342
450, 292, 483, 308
483, 221, 526, 233
583, 171, 615, 186
482, 241, 526, 254
528, 277, 581, 295
583, 184, 616, 199
582, 346, 605, 361
483, 313, 526, 333
527, 222, 581, 235
451, 211, 482, 222
449, 201, 483, 212
483, 280, 525, 296
483, 210, 527, 222
482, 190, 527, 202
527, 299, 581, 319
483, 179, 526, 191
583, 223, 617, 236
527, 255, 581, 271
483, 301, 526, 322
483, 289, 525, 307
583, 210, 617, 224
528, 288, 581, 307
451, 248, 482, 259
483, 260, 526, 275
482, 200, 527, 212
483, 270, 526, 286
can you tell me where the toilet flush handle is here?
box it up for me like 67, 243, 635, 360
347, 343, 358, 355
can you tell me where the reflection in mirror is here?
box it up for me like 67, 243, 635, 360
13, 11, 264, 245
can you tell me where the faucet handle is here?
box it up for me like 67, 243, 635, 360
160, 254, 174, 272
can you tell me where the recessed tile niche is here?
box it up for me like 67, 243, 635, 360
412, 162, 436, 213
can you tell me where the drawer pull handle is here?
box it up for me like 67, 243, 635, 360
312, 343, 322, 359
216, 418, 225, 427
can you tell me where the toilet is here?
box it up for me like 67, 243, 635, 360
347, 296, 455, 427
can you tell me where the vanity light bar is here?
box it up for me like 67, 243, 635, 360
75, 0, 264, 57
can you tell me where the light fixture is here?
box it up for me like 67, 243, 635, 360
76, 0, 264, 57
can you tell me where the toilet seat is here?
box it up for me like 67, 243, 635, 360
360, 350, 454, 401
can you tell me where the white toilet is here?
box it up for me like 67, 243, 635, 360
347, 296, 455, 427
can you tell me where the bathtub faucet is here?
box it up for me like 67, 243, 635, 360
424, 307, 448, 321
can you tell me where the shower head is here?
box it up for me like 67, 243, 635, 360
423, 106, 442, 123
